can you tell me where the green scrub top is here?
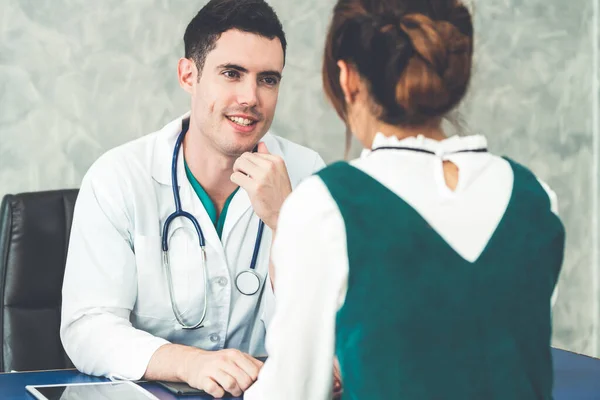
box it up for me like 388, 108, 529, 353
184, 160, 239, 239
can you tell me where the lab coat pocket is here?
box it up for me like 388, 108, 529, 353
133, 231, 194, 321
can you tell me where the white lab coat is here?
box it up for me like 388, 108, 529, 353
60, 113, 325, 380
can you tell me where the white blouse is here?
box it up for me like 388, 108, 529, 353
245, 133, 559, 400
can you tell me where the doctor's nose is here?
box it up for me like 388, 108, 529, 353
236, 81, 259, 108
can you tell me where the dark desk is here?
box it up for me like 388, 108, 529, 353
552, 348, 600, 399
0, 371, 228, 400
1, 348, 599, 400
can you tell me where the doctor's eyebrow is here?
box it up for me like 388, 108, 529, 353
217, 63, 282, 81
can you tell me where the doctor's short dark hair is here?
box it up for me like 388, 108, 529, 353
184, 0, 287, 75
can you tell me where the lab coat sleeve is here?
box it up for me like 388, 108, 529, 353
537, 179, 560, 308
60, 156, 169, 380
245, 177, 349, 400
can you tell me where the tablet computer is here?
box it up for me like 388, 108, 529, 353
25, 381, 159, 400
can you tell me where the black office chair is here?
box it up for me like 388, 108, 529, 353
0, 189, 79, 372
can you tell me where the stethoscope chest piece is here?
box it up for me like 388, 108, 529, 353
235, 270, 261, 296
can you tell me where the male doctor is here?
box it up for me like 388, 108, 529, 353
60, 0, 324, 398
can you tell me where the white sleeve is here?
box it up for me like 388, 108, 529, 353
537, 179, 560, 307
245, 177, 348, 400
312, 152, 327, 173
60, 159, 169, 380
260, 152, 327, 328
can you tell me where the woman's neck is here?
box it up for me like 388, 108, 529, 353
358, 117, 447, 149
374, 122, 446, 143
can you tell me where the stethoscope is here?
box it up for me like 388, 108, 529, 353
162, 118, 265, 330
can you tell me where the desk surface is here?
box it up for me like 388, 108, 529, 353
0, 371, 225, 400
1, 348, 599, 400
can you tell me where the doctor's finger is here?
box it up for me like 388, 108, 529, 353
252, 152, 285, 166
199, 377, 226, 398
233, 157, 262, 178
240, 152, 272, 169
212, 368, 244, 397
231, 172, 257, 191
234, 354, 263, 380
246, 353, 265, 369
222, 361, 254, 392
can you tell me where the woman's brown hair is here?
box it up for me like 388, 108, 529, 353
323, 0, 473, 129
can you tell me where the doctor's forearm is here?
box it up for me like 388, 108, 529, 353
268, 229, 277, 290
144, 344, 200, 382
269, 259, 276, 291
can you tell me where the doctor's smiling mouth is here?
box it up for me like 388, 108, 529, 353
224, 107, 264, 134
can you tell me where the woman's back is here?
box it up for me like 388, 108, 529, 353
246, 134, 564, 399
316, 134, 563, 399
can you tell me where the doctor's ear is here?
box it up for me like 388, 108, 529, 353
178, 58, 198, 93
337, 60, 360, 105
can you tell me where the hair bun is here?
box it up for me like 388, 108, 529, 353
394, 12, 472, 120
322, 0, 474, 127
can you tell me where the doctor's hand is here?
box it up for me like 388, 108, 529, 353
333, 356, 343, 399
181, 348, 263, 398
231, 142, 292, 231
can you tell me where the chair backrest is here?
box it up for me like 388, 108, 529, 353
0, 189, 79, 372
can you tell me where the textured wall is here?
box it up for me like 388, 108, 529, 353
462, 0, 600, 356
0, 0, 598, 355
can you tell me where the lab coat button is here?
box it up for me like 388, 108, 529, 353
210, 334, 220, 343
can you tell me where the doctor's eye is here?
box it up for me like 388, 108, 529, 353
223, 70, 240, 80
261, 76, 279, 86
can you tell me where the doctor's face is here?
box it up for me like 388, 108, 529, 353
180, 29, 284, 157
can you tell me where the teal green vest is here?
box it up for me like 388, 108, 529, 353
317, 159, 564, 400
